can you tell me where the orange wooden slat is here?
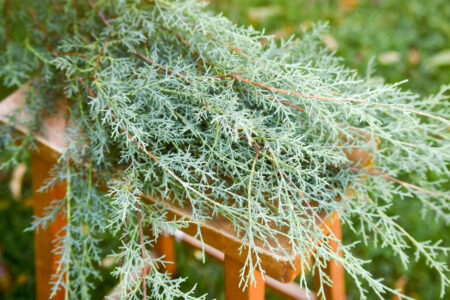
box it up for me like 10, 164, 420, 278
174, 230, 318, 300
154, 233, 177, 275
224, 254, 265, 300
392, 276, 407, 300
314, 217, 345, 300
32, 155, 67, 300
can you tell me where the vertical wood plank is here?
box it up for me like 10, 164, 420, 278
32, 155, 66, 300
154, 233, 177, 275
392, 276, 407, 300
314, 217, 346, 300
224, 255, 265, 300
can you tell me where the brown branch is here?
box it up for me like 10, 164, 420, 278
86, 1, 448, 127
157, 25, 379, 133
134, 50, 183, 78
172, 27, 400, 140
278, 99, 306, 113
95, 11, 356, 124
194, 25, 253, 61
197, 58, 203, 75
195, 27, 364, 103
60, 51, 90, 59
226, 74, 367, 104
27, 7, 50, 37
195, 25, 449, 123
95, 35, 111, 73
226, 122, 262, 152
225, 73, 448, 123
335, 164, 449, 199
27, 7, 58, 55
85, 0, 111, 28
77, 77, 96, 98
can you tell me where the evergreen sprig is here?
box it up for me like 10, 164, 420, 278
0, 0, 449, 299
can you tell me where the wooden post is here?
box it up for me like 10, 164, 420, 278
154, 233, 177, 275
392, 276, 407, 300
314, 217, 346, 300
32, 155, 67, 300
224, 255, 265, 300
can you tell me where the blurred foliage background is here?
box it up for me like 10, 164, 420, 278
0, 0, 449, 299
211, 0, 450, 95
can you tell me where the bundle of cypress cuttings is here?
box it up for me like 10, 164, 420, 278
0, 0, 449, 299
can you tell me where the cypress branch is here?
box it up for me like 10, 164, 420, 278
0, 0, 449, 299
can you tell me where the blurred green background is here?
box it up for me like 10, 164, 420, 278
1, 0, 449, 299
211, 0, 450, 95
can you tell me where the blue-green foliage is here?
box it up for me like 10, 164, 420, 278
0, 1, 448, 299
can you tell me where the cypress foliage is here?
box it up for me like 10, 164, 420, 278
0, 0, 448, 298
